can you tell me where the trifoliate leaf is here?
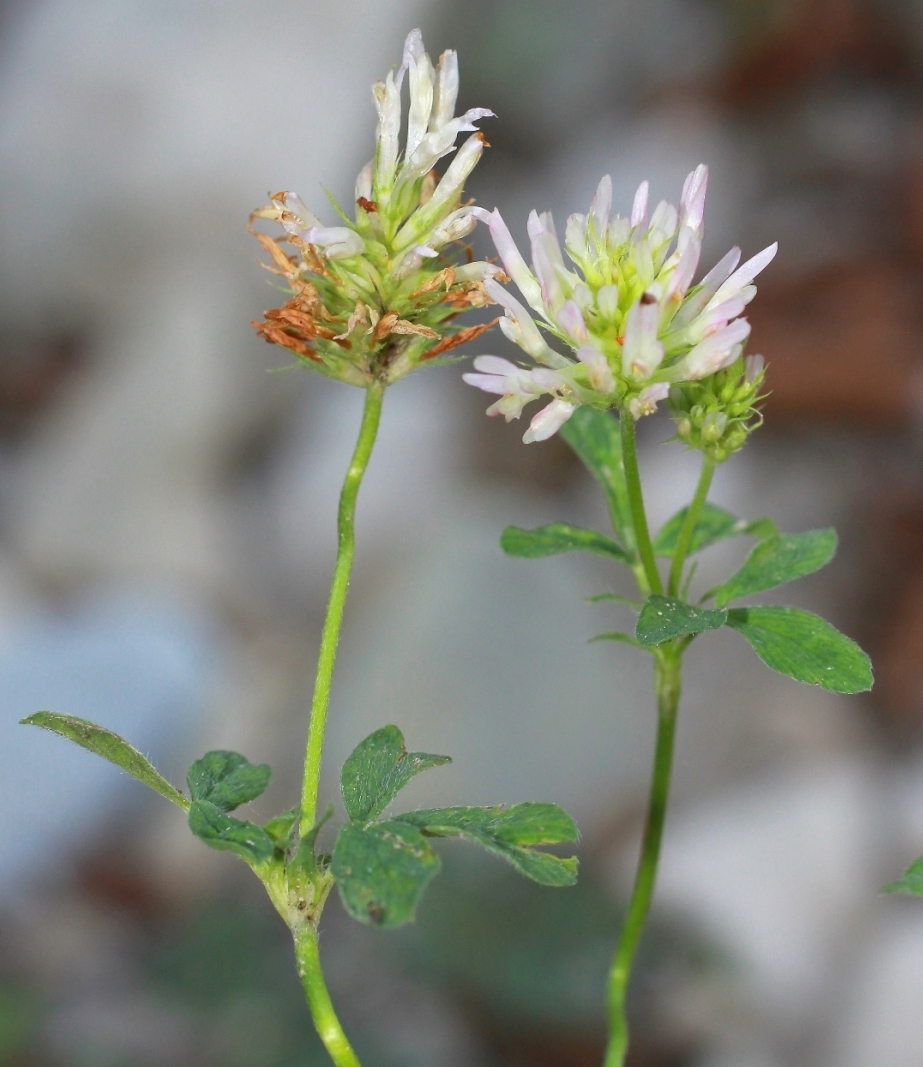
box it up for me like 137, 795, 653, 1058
341, 725, 450, 824
636, 595, 727, 646
725, 606, 872, 693
500, 523, 629, 562
652, 504, 778, 557
188, 800, 274, 864
560, 408, 635, 554
331, 820, 441, 927
398, 803, 578, 887
712, 529, 837, 607
882, 856, 923, 896
20, 711, 188, 810
187, 750, 271, 813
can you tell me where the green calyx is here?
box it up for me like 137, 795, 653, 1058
669, 356, 765, 461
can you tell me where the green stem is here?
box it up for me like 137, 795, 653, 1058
620, 411, 662, 595
604, 649, 682, 1067
294, 926, 362, 1067
301, 380, 385, 831
667, 455, 715, 597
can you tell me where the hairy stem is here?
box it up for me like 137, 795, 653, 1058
301, 379, 384, 831
667, 454, 715, 597
620, 411, 662, 595
294, 926, 363, 1067
604, 649, 682, 1067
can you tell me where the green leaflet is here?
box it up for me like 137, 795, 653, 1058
188, 799, 275, 865
560, 408, 635, 553
636, 595, 727, 646
712, 529, 837, 607
263, 807, 299, 849
20, 711, 188, 810
500, 523, 629, 562
653, 504, 777, 557
341, 725, 450, 824
725, 606, 873, 693
331, 820, 441, 927
590, 631, 646, 649
187, 750, 271, 813
398, 803, 579, 887
882, 856, 923, 896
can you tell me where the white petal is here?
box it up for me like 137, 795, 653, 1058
453, 260, 504, 282
462, 372, 511, 395
487, 211, 545, 314
589, 174, 612, 233
354, 162, 373, 202
404, 109, 494, 178
523, 399, 577, 443
710, 242, 778, 307
622, 293, 664, 380
679, 164, 708, 238
630, 180, 649, 228
744, 353, 765, 384
576, 344, 615, 392
596, 284, 620, 319
431, 49, 459, 130
472, 355, 521, 375
557, 299, 587, 342
665, 227, 701, 301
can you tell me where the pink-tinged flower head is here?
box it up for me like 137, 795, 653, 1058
466, 161, 776, 443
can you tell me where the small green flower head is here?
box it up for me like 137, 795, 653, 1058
251, 29, 500, 387
464, 167, 777, 442
669, 353, 766, 461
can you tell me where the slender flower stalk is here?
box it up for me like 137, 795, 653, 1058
301, 380, 384, 832
667, 454, 715, 596
620, 412, 662, 596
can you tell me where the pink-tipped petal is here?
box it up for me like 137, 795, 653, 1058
589, 175, 612, 233
557, 299, 588, 343
630, 180, 650, 228
472, 355, 521, 375
710, 242, 778, 306
622, 293, 665, 380
487, 210, 544, 312
679, 164, 708, 238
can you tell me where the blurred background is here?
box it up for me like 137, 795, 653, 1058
1, 1, 923, 1064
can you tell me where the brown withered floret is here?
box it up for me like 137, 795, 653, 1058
420, 318, 499, 361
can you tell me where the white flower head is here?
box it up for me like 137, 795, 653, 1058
252, 30, 499, 388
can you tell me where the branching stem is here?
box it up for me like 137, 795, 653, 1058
620, 412, 663, 595
667, 454, 715, 597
